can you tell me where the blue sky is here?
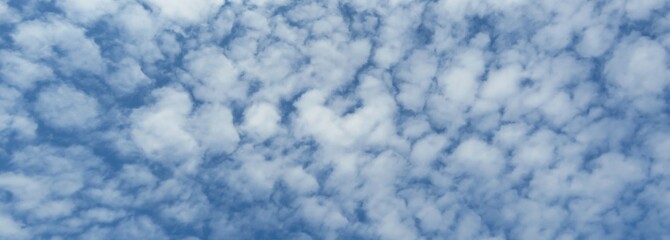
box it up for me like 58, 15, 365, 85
0, 0, 669, 239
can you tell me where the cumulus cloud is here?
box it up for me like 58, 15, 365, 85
35, 85, 100, 130
241, 102, 282, 141
0, 86, 37, 141
130, 87, 199, 165
1, 0, 669, 239
56, 0, 121, 25
0, 0, 19, 24
107, 58, 152, 94
141, 0, 224, 25
0, 51, 53, 90
606, 36, 668, 94
12, 18, 105, 75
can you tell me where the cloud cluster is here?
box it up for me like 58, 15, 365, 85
0, 0, 669, 239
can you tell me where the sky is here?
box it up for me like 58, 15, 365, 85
0, 0, 669, 239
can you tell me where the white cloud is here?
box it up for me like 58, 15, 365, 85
0, 145, 106, 235
0, 0, 19, 24
372, 4, 423, 69
400, 116, 432, 140
182, 46, 246, 103
130, 85, 240, 172
605, 36, 669, 114
32, 200, 76, 219
224, 145, 283, 200
130, 86, 199, 165
56, 0, 121, 24
606, 36, 669, 96
107, 58, 152, 94
293, 75, 401, 151
303, 38, 372, 92
113, 3, 164, 63
395, 50, 438, 111
410, 133, 447, 171
576, 24, 617, 58
299, 197, 348, 229
35, 85, 100, 130
142, 0, 225, 25
2, 0, 670, 239
112, 216, 169, 240
438, 48, 486, 106
0, 214, 28, 239
12, 18, 105, 75
0, 173, 48, 212
480, 64, 524, 102
450, 138, 505, 177
0, 51, 53, 90
81, 208, 126, 223
532, 22, 574, 52
0, 86, 37, 141
625, 0, 667, 20
241, 102, 281, 141
283, 166, 319, 194
189, 103, 239, 155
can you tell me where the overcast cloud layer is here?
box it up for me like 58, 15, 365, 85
1, 0, 670, 239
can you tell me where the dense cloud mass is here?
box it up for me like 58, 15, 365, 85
0, 0, 669, 239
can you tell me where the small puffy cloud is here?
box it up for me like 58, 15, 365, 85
131, 86, 239, 172
130, 86, 198, 163
283, 166, 319, 195
576, 24, 617, 58
410, 133, 447, 167
605, 36, 669, 113
81, 208, 126, 223
241, 102, 281, 141
625, 0, 667, 20
112, 216, 169, 240
107, 58, 153, 94
114, 3, 159, 43
0, 86, 37, 141
605, 36, 669, 96
12, 18, 105, 75
451, 138, 505, 177
182, 46, 246, 103
189, 103, 239, 155
0, 1, 19, 24
299, 197, 348, 230
141, 0, 224, 25
480, 64, 524, 102
0, 173, 47, 213
0, 214, 28, 239
35, 85, 100, 130
395, 50, 438, 111
0, 144, 106, 233
438, 48, 486, 106
532, 22, 574, 52
56, 0, 121, 24
2, 0, 670, 239
0, 51, 53, 90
